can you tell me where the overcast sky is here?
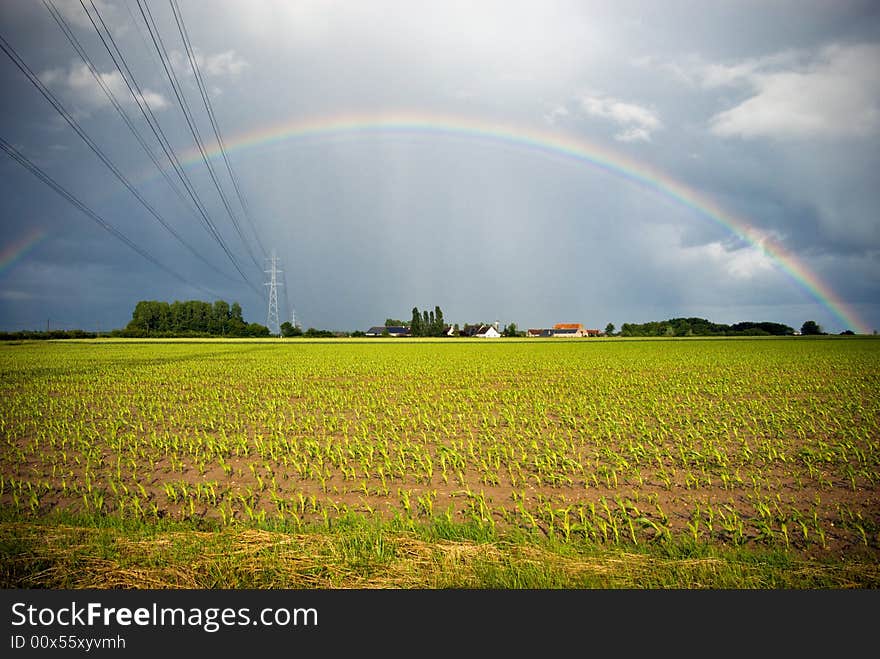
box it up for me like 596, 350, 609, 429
1, 0, 878, 334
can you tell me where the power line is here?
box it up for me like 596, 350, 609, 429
78, 0, 260, 295
0, 28, 261, 297
0, 136, 218, 297
136, 0, 262, 272
169, 0, 267, 260
45, 1, 190, 215
122, 0, 178, 105
42, 0, 240, 285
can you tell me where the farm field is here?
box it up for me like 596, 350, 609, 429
1, 337, 878, 588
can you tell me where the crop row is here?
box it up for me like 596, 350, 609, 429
1, 338, 878, 555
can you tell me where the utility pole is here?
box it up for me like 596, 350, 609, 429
264, 249, 282, 335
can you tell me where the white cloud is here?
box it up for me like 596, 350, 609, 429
544, 93, 662, 141
699, 241, 775, 279
50, 0, 124, 31
169, 49, 248, 78
696, 52, 801, 89
543, 104, 569, 125
647, 221, 779, 282
649, 44, 880, 140
202, 50, 248, 77
39, 62, 167, 115
615, 126, 653, 143
578, 94, 662, 142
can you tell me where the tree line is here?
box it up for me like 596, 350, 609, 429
0, 307, 859, 341
612, 317, 797, 337
279, 323, 340, 338
0, 329, 103, 341
122, 300, 269, 337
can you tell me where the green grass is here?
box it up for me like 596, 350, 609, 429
2, 510, 877, 588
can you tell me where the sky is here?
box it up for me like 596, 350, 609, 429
0, 0, 878, 334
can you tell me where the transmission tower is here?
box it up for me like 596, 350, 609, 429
264, 249, 282, 335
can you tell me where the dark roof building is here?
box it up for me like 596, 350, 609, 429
365, 325, 411, 337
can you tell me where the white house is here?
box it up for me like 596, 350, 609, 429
473, 324, 501, 338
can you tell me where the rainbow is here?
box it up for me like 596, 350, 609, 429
157, 111, 870, 334
0, 227, 47, 275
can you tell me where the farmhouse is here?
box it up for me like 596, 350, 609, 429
527, 323, 602, 337
461, 323, 501, 338
364, 325, 411, 337
552, 323, 590, 337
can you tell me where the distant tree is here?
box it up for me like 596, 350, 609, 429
280, 321, 302, 337
229, 302, 242, 320
800, 320, 823, 335
351, 330, 366, 337
224, 302, 245, 336
502, 322, 518, 337
304, 327, 334, 338
605, 323, 615, 336
127, 300, 160, 333
408, 305, 446, 336
1, 329, 101, 341
614, 317, 738, 337
411, 307, 422, 337
434, 306, 444, 335
730, 321, 794, 336
212, 300, 230, 334
246, 322, 270, 337
840, 330, 854, 336
124, 298, 278, 337
168, 300, 183, 332
385, 318, 407, 327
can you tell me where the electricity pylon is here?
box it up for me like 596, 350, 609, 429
265, 249, 282, 335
